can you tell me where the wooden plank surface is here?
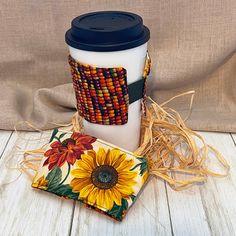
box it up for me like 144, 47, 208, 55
0, 131, 74, 236
0, 131, 236, 236
198, 132, 236, 236
166, 132, 236, 236
70, 178, 172, 236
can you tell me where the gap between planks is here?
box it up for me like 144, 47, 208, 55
1, 131, 236, 236
165, 132, 236, 236
0, 131, 75, 236
0, 131, 13, 159
230, 133, 236, 146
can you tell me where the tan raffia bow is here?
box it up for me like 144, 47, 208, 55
16, 91, 229, 191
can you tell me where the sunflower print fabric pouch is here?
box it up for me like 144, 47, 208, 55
32, 129, 148, 221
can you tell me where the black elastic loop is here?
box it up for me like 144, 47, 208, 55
128, 79, 145, 104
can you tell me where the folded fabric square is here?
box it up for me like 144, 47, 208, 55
32, 129, 148, 221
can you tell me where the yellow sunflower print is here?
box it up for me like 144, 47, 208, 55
70, 147, 138, 211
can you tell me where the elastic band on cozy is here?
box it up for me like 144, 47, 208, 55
128, 79, 145, 104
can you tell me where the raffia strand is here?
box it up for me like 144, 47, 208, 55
135, 92, 229, 190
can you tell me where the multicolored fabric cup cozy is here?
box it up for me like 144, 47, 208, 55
68, 53, 151, 125
69, 55, 129, 125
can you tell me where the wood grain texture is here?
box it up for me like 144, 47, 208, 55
0, 131, 236, 236
166, 132, 236, 236
166, 185, 211, 236
199, 132, 236, 236
70, 178, 172, 236
0, 131, 74, 236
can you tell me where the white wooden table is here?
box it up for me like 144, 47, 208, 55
0, 130, 236, 236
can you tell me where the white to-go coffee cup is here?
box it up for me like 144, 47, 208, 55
65, 11, 150, 151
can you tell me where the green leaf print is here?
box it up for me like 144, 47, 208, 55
107, 198, 129, 221
49, 128, 59, 143
46, 167, 62, 190
130, 157, 148, 176
51, 184, 80, 200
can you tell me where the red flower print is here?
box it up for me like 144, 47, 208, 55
43, 133, 96, 170
71, 132, 97, 150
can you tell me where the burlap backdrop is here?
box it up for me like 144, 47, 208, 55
0, 0, 236, 132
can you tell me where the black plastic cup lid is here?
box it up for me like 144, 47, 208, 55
65, 11, 150, 52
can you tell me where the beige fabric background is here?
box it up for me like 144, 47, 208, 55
0, 0, 236, 132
